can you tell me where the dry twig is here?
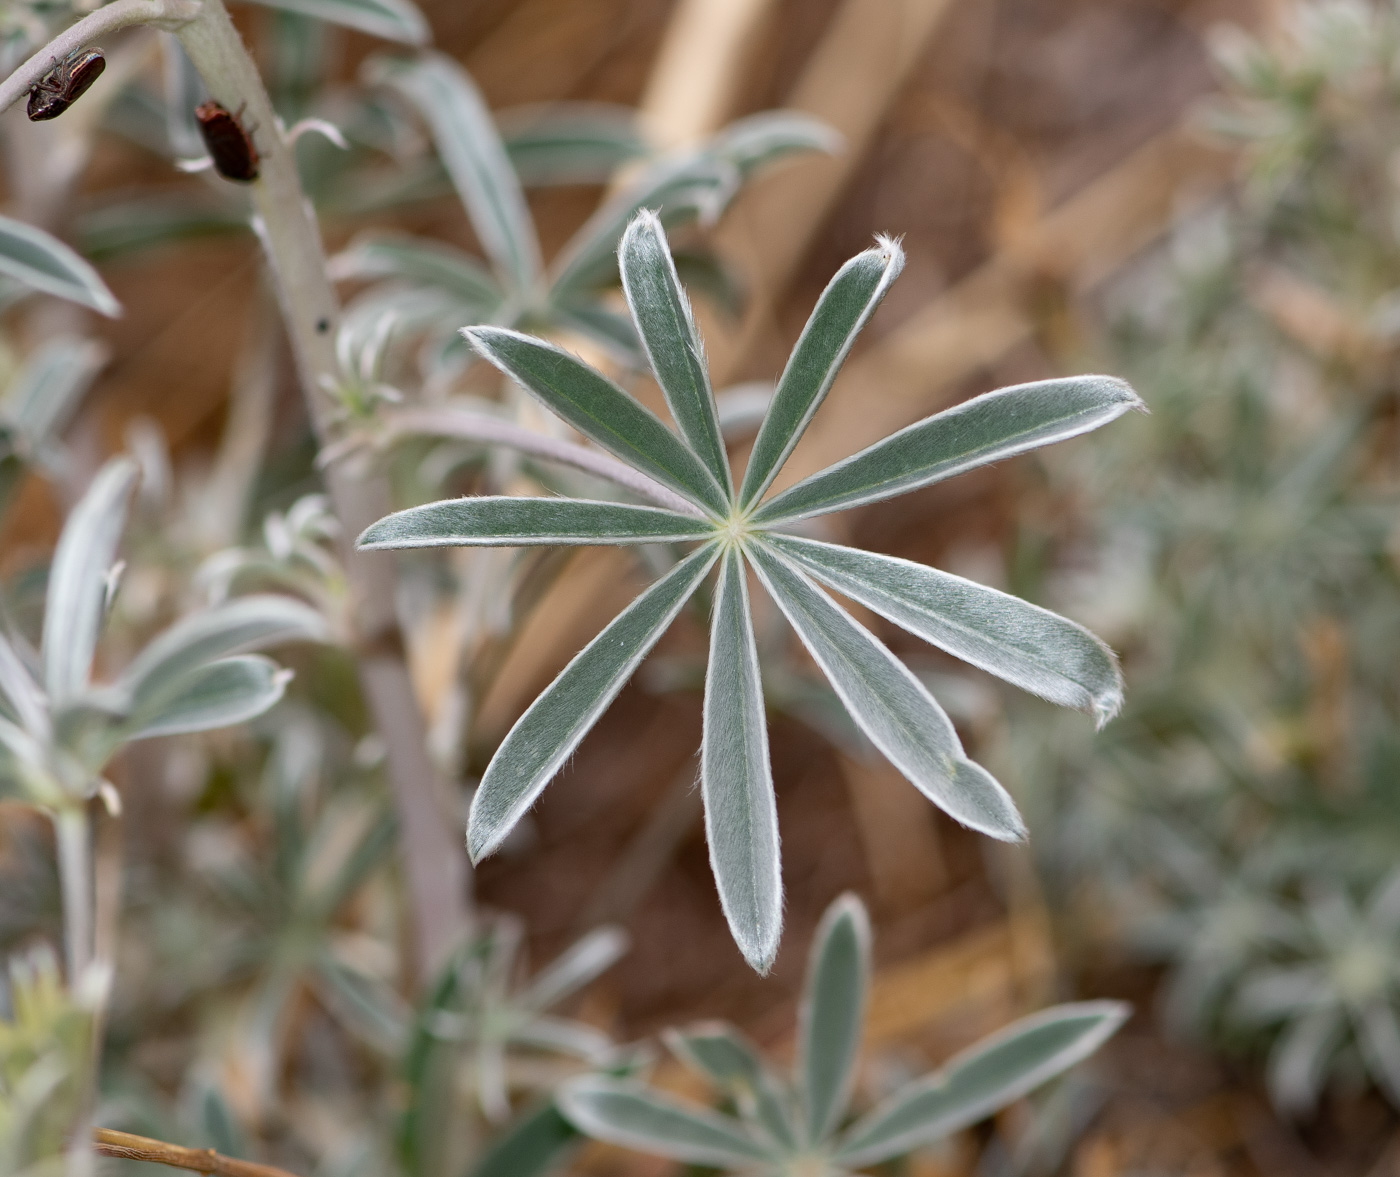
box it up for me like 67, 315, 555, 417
92, 1128, 300, 1177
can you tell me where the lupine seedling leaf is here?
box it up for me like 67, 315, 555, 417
358, 211, 1141, 970
558, 893, 1128, 1174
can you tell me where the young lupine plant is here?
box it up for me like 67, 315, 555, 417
1231, 869, 1400, 1114
558, 894, 1127, 1175
359, 211, 1141, 971
398, 918, 628, 1176
0, 455, 325, 980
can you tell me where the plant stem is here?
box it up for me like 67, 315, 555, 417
0, 0, 199, 115
54, 803, 91, 982
365, 406, 703, 515
173, 0, 467, 979
92, 1128, 301, 1177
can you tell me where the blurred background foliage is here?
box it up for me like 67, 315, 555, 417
9, 0, 1400, 1173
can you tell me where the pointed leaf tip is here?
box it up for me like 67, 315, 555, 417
757, 373, 1145, 525
739, 240, 905, 508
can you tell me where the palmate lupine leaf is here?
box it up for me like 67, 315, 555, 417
834, 1002, 1130, 1167
663, 1025, 797, 1148
496, 102, 649, 187
559, 893, 1127, 1173
739, 238, 904, 509
558, 1080, 775, 1169
330, 233, 504, 312
124, 655, 291, 740
359, 209, 1137, 969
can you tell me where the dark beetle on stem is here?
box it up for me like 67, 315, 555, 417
195, 100, 260, 183
27, 48, 106, 121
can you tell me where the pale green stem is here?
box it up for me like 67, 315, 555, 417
171, 0, 468, 979
54, 804, 92, 982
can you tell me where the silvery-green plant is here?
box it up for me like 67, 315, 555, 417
1000, 0, 1400, 1116
0, 455, 325, 981
197, 715, 401, 1114
558, 893, 1127, 1175
330, 51, 834, 397
0, 947, 104, 1177
1231, 869, 1400, 1114
398, 918, 627, 1176
359, 209, 1141, 971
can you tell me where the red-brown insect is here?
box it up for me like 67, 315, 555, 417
27, 47, 106, 122
194, 100, 260, 183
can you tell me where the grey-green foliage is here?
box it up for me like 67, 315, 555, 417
202, 717, 404, 1071
330, 52, 835, 394
358, 209, 1139, 971
0, 214, 119, 319
397, 915, 628, 1177
557, 893, 1127, 1175
0, 946, 101, 1177
0, 455, 325, 812
999, 0, 1400, 1116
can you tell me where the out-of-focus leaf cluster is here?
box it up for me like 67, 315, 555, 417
1006, 0, 1400, 1115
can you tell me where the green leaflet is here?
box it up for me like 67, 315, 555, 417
116, 595, 326, 714
836, 1002, 1130, 1166
767, 534, 1123, 726
620, 211, 731, 492
0, 215, 120, 318
755, 375, 1144, 524
547, 112, 836, 300
43, 458, 138, 704
468, 545, 718, 862
747, 541, 1025, 842
464, 327, 729, 516
664, 1025, 797, 1149
740, 239, 903, 509
124, 656, 290, 740
798, 894, 870, 1144
498, 102, 648, 186
368, 54, 541, 291
703, 548, 782, 974
558, 1078, 774, 1168
518, 926, 628, 1012
330, 233, 503, 310
358, 496, 711, 549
